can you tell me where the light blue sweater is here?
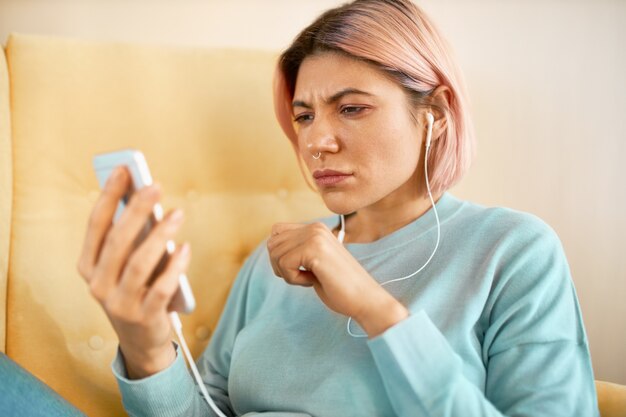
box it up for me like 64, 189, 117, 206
113, 193, 599, 416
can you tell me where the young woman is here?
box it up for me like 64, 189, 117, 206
78, 1, 599, 415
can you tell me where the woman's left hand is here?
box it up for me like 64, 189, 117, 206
267, 222, 409, 337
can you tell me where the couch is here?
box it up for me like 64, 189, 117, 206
1, 33, 624, 417
0, 33, 329, 416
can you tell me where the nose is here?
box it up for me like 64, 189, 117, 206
304, 115, 340, 158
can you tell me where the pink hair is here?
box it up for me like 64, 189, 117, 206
273, 0, 475, 195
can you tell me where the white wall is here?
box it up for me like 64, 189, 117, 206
2, 0, 624, 384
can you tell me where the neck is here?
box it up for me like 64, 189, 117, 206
339, 193, 440, 244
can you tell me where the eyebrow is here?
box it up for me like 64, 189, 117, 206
292, 88, 374, 109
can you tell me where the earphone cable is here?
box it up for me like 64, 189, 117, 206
170, 312, 228, 417
345, 115, 440, 338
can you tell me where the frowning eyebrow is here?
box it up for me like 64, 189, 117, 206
292, 88, 374, 109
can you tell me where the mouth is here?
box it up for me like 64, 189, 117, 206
313, 169, 353, 187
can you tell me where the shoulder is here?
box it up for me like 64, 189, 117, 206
449, 196, 562, 252
445, 196, 572, 303
451, 198, 576, 311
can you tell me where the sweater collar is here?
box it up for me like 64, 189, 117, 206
319, 192, 464, 259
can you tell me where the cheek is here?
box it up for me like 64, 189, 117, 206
357, 121, 421, 179
295, 135, 312, 167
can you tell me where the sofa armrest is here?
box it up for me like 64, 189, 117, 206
596, 380, 626, 417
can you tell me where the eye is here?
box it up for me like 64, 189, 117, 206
293, 113, 314, 124
340, 105, 366, 116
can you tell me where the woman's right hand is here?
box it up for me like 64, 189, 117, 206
77, 167, 191, 379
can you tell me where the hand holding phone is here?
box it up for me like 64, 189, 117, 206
78, 149, 196, 378
92, 149, 195, 314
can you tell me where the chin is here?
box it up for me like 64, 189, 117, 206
319, 191, 363, 215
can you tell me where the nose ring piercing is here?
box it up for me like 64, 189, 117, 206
307, 143, 321, 159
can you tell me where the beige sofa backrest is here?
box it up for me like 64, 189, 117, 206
1, 33, 328, 416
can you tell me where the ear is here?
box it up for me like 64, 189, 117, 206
426, 85, 451, 141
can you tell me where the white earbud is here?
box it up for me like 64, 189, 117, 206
425, 112, 434, 149
337, 214, 346, 243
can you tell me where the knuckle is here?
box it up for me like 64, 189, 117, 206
277, 256, 289, 271
126, 259, 149, 279
76, 258, 90, 279
138, 186, 159, 204
125, 199, 148, 217
101, 183, 120, 199
311, 222, 328, 233
103, 298, 120, 316
104, 229, 123, 250
100, 186, 126, 210
310, 234, 326, 247
103, 171, 126, 193
125, 191, 155, 217
156, 220, 178, 239
269, 261, 281, 277
89, 280, 106, 302
87, 209, 107, 231
150, 284, 172, 303
308, 257, 321, 271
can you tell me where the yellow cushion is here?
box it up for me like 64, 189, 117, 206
4, 33, 328, 416
597, 380, 626, 417
0, 44, 11, 354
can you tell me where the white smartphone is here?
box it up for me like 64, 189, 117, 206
92, 149, 196, 314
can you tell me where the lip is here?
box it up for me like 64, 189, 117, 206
313, 169, 353, 186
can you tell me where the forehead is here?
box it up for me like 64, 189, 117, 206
293, 52, 403, 101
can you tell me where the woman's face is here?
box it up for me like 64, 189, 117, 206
293, 52, 427, 215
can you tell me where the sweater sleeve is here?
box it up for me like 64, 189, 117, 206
367, 218, 599, 417
111, 243, 266, 417
112, 343, 218, 417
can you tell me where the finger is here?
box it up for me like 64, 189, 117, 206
270, 235, 307, 278
118, 209, 185, 295
267, 222, 331, 279
78, 166, 130, 281
268, 235, 292, 278
91, 184, 162, 296
267, 226, 308, 252
267, 231, 306, 277
268, 248, 282, 277
270, 222, 306, 237
142, 243, 191, 316
267, 221, 326, 251
289, 270, 316, 287
268, 221, 334, 257
275, 244, 317, 287
268, 232, 305, 265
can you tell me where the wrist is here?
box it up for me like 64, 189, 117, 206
120, 342, 176, 379
354, 292, 409, 339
